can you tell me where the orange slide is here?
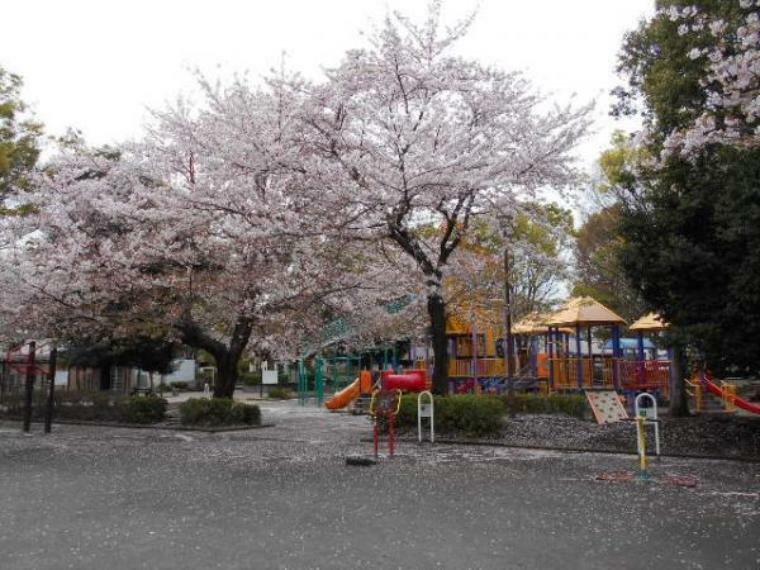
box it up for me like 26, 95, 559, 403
703, 372, 760, 415
325, 370, 374, 410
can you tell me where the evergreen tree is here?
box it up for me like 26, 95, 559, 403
615, 1, 760, 386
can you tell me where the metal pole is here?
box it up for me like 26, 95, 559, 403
612, 325, 621, 390
44, 347, 57, 434
637, 331, 646, 388
23, 341, 36, 433
575, 325, 583, 389
503, 245, 514, 384
586, 326, 593, 387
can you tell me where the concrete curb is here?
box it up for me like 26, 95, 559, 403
0, 418, 275, 433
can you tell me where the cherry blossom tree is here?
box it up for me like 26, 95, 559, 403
296, 2, 591, 393
0, 84, 406, 397
662, 1, 760, 155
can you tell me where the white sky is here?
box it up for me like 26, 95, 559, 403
2, 0, 654, 171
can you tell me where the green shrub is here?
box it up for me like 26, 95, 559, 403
179, 398, 261, 426
395, 394, 504, 438
230, 401, 261, 424
172, 381, 190, 391
268, 386, 293, 400
119, 395, 167, 424
504, 393, 587, 419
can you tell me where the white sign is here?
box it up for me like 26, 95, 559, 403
262, 370, 278, 385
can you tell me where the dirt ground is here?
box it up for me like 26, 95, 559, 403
493, 413, 760, 460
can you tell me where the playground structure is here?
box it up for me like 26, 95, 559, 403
370, 389, 402, 458
298, 296, 760, 417
503, 302, 672, 405
297, 344, 409, 409
297, 297, 679, 410
325, 370, 374, 410
369, 369, 432, 458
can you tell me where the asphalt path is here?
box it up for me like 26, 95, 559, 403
1, 401, 758, 569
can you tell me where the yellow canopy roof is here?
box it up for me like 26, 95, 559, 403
546, 297, 626, 327
629, 312, 669, 331
512, 313, 548, 336
512, 313, 573, 336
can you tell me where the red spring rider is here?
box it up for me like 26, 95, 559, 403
369, 389, 402, 458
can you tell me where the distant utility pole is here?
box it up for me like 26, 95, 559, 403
503, 246, 514, 382
502, 224, 516, 418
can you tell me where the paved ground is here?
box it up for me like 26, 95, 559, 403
1, 401, 759, 570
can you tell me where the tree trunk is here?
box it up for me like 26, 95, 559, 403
669, 346, 690, 417
214, 352, 240, 398
175, 314, 252, 400
427, 293, 449, 395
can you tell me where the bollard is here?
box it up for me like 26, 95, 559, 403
417, 391, 435, 443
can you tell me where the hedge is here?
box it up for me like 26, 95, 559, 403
395, 394, 505, 437
179, 398, 261, 426
391, 392, 588, 437
120, 395, 168, 424
0, 392, 167, 424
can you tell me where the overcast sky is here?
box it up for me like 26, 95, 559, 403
3, 0, 654, 172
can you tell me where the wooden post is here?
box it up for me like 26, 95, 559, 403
44, 347, 57, 434
23, 341, 36, 433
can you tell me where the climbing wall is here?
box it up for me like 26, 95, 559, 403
585, 390, 628, 425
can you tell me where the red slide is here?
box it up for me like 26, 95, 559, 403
703, 372, 760, 415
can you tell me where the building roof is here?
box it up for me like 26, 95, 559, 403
629, 312, 669, 332
546, 297, 626, 327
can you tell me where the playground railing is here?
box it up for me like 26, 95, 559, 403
448, 358, 506, 378
550, 357, 594, 390
617, 359, 671, 397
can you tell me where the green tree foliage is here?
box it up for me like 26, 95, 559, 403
573, 133, 646, 321
0, 66, 42, 210
616, 1, 760, 376
451, 203, 574, 320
